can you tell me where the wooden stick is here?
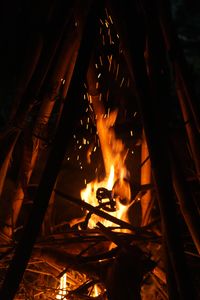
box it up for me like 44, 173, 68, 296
0, 2, 103, 299
54, 189, 152, 234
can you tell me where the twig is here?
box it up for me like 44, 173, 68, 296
54, 189, 153, 234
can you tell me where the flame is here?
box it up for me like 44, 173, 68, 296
91, 284, 101, 297
80, 97, 131, 229
56, 273, 67, 299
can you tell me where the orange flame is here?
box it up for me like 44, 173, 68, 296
81, 97, 131, 229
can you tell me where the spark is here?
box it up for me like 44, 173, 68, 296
106, 90, 109, 101
102, 34, 105, 45
95, 63, 98, 69
99, 18, 104, 25
73, 134, 76, 139
67, 157, 70, 161
108, 54, 113, 71
108, 28, 112, 44
109, 15, 113, 24
96, 82, 99, 89
99, 56, 103, 66
84, 179, 87, 185
80, 119, 83, 125
105, 20, 109, 28
130, 130, 133, 136
120, 77, 124, 87
83, 138, 87, 144
105, 8, 109, 19
79, 145, 82, 149
115, 64, 119, 80
77, 155, 79, 160
134, 112, 137, 117
98, 73, 101, 78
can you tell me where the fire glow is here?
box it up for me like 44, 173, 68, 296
81, 97, 132, 229
56, 273, 67, 299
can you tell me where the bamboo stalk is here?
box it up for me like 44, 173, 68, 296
108, 1, 194, 298
157, 0, 200, 134
0, 2, 104, 298
170, 143, 200, 254
3, 3, 86, 237
140, 129, 152, 226
175, 69, 200, 179
0, 130, 20, 196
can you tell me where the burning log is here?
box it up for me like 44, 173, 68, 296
54, 189, 155, 236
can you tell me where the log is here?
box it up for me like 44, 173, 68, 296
54, 189, 155, 235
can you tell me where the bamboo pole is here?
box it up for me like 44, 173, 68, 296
109, 1, 194, 298
175, 68, 200, 179
0, 0, 72, 236
0, 2, 104, 298
4, 8, 84, 236
140, 129, 152, 226
170, 143, 200, 254
13, 0, 73, 122
157, 0, 200, 133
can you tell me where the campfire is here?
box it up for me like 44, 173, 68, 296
80, 107, 131, 229
0, 1, 199, 300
